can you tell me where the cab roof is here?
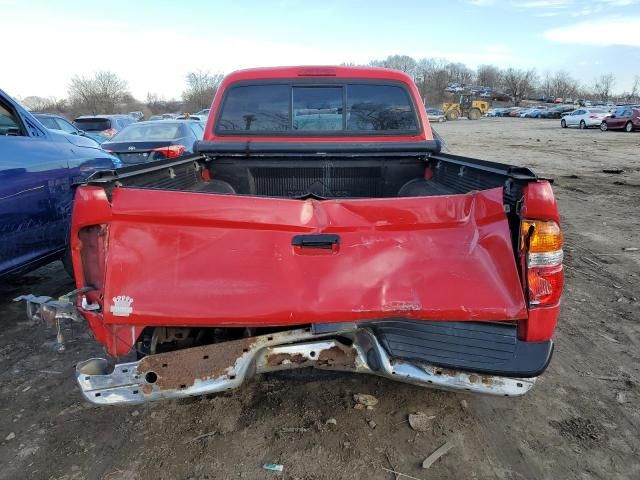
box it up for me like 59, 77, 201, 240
221, 66, 415, 84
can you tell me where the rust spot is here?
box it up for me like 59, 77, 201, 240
481, 375, 493, 385
138, 337, 255, 392
467, 373, 494, 385
436, 368, 494, 386
266, 353, 308, 367
317, 344, 357, 369
435, 367, 459, 378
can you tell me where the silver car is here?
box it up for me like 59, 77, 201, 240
560, 108, 611, 129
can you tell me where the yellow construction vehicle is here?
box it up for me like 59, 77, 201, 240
442, 94, 490, 120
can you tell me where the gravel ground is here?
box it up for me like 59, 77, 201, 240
0, 117, 639, 480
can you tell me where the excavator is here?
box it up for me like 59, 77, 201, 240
442, 94, 490, 120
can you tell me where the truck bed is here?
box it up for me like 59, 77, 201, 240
89, 146, 537, 204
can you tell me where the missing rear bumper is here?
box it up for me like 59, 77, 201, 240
76, 327, 536, 405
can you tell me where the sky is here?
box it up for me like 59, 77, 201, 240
3, 0, 640, 100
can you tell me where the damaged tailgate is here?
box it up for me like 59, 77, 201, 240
98, 185, 527, 327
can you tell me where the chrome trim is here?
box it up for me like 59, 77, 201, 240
528, 249, 563, 267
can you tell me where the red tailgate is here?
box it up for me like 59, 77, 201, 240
100, 187, 527, 328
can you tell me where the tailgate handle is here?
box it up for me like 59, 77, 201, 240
292, 234, 340, 249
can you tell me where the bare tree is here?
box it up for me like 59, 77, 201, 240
593, 73, 616, 102
414, 57, 449, 106
68, 71, 129, 114
550, 71, 579, 99
182, 71, 224, 112
500, 68, 537, 105
540, 71, 554, 98
476, 65, 501, 89
146, 92, 182, 115
369, 55, 417, 78
446, 62, 473, 86
21, 96, 63, 112
627, 75, 639, 102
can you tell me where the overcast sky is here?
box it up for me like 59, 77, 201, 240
3, 0, 640, 100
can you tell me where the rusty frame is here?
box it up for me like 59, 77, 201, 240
76, 327, 536, 405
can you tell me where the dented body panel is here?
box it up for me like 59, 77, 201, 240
94, 186, 526, 333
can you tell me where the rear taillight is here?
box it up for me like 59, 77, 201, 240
101, 128, 117, 139
152, 145, 186, 158
521, 219, 564, 308
528, 265, 564, 306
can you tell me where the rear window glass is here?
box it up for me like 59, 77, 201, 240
216, 83, 418, 134
218, 84, 290, 131
346, 85, 417, 131
189, 122, 204, 138
293, 87, 342, 131
112, 123, 183, 141
37, 116, 59, 129
74, 118, 111, 131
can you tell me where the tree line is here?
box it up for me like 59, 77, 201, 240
20, 70, 224, 119
19, 56, 640, 117
366, 54, 639, 107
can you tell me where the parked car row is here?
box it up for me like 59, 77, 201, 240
486, 102, 640, 132
487, 105, 577, 118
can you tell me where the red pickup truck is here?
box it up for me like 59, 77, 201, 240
19, 66, 563, 405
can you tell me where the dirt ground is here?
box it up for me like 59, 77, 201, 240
1, 118, 639, 480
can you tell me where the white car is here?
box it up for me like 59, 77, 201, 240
560, 108, 611, 129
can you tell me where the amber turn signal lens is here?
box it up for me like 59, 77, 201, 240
521, 220, 563, 253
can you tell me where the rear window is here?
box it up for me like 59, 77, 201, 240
346, 85, 417, 131
111, 123, 183, 141
218, 84, 290, 131
217, 83, 418, 134
293, 87, 343, 131
37, 116, 59, 129
74, 118, 111, 131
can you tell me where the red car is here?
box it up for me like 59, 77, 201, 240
20, 67, 564, 405
600, 106, 640, 132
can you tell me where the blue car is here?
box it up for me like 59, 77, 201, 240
0, 89, 121, 279
33, 113, 100, 147
72, 115, 135, 144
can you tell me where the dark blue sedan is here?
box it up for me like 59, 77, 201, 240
101, 120, 204, 165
